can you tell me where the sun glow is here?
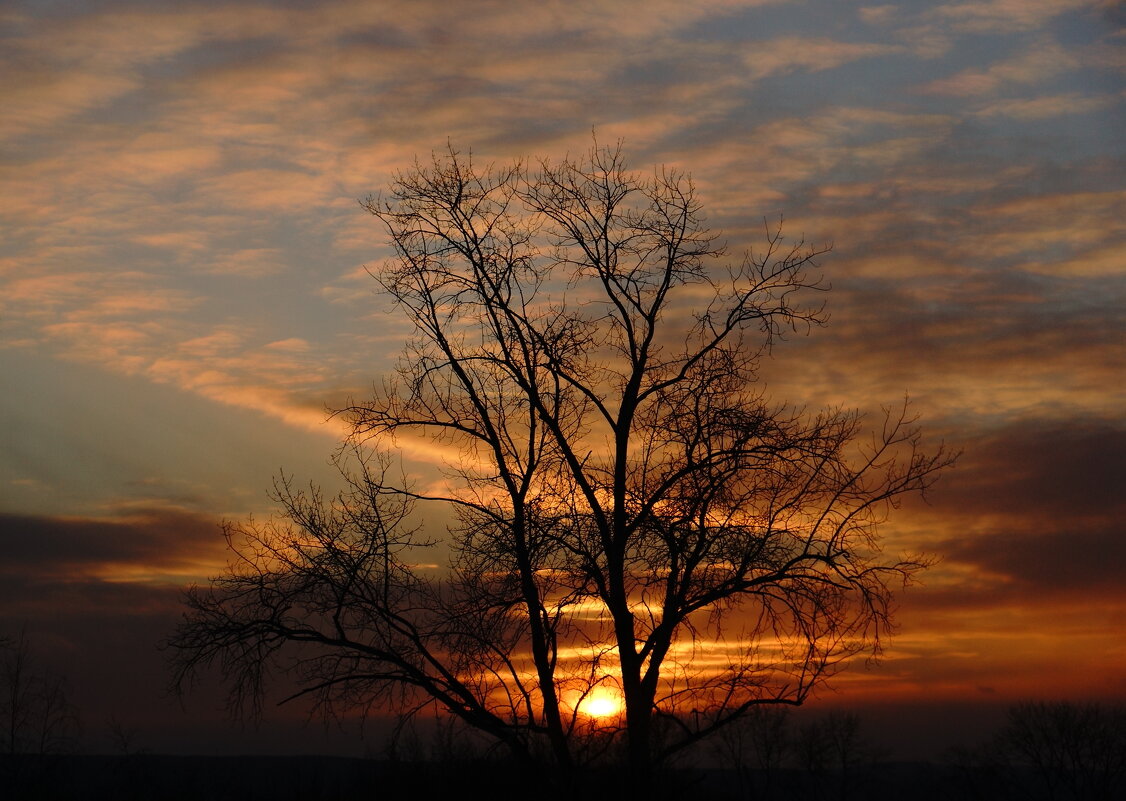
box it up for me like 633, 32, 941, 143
579, 689, 624, 719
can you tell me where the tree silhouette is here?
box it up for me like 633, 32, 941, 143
713, 705, 791, 799
995, 702, 1126, 801
168, 142, 953, 786
947, 701, 1126, 801
1, 627, 80, 776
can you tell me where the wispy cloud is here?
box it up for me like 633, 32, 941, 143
920, 39, 1079, 95
741, 37, 903, 80
971, 91, 1121, 119
930, 0, 1099, 34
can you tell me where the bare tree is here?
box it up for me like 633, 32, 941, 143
169, 142, 953, 785
996, 702, 1126, 801
1, 629, 80, 756
713, 705, 791, 799
946, 701, 1126, 801
795, 710, 885, 800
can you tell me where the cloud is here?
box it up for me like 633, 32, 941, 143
958, 190, 1126, 261
0, 70, 139, 143
99, 133, 222, 185
971, 92, 1121, 119
741, 37, 903, 81
840, 417, 1126, 702
930, 0, 1098, 34
0, 507, 229, 585
193, 169, 338, 214
932, 420, 1126, 520
942, 527, 1126, 592
1020, 243, 1126, 277
264, 337, 311, 353
0, 4, 293, 146
2, 0, 1122, 489
885, 420, 1126, 606
205, 248, 289, 277
920, 39, 1079, 96
810, 283, 1121, 420
144, 347, 347, 436
858, 5, 899, 26
667, 105, 956, 222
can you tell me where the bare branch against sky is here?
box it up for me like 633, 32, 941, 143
168, 144, 955, 781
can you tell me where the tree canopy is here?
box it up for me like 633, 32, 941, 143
169, 142, 954, 784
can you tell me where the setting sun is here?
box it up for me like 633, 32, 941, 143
580, 690, 624, 720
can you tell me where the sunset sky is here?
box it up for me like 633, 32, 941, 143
1, 0, 1123, 758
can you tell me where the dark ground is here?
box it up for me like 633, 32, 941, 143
1, 754, 1094, 801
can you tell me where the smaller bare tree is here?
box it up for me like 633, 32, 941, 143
996, 702, 1126, 801
795, 711, 884, 801
1, 629, 80, 757
713, 705, 791, 799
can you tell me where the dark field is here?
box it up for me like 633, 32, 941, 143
4, 754, 1116, 801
